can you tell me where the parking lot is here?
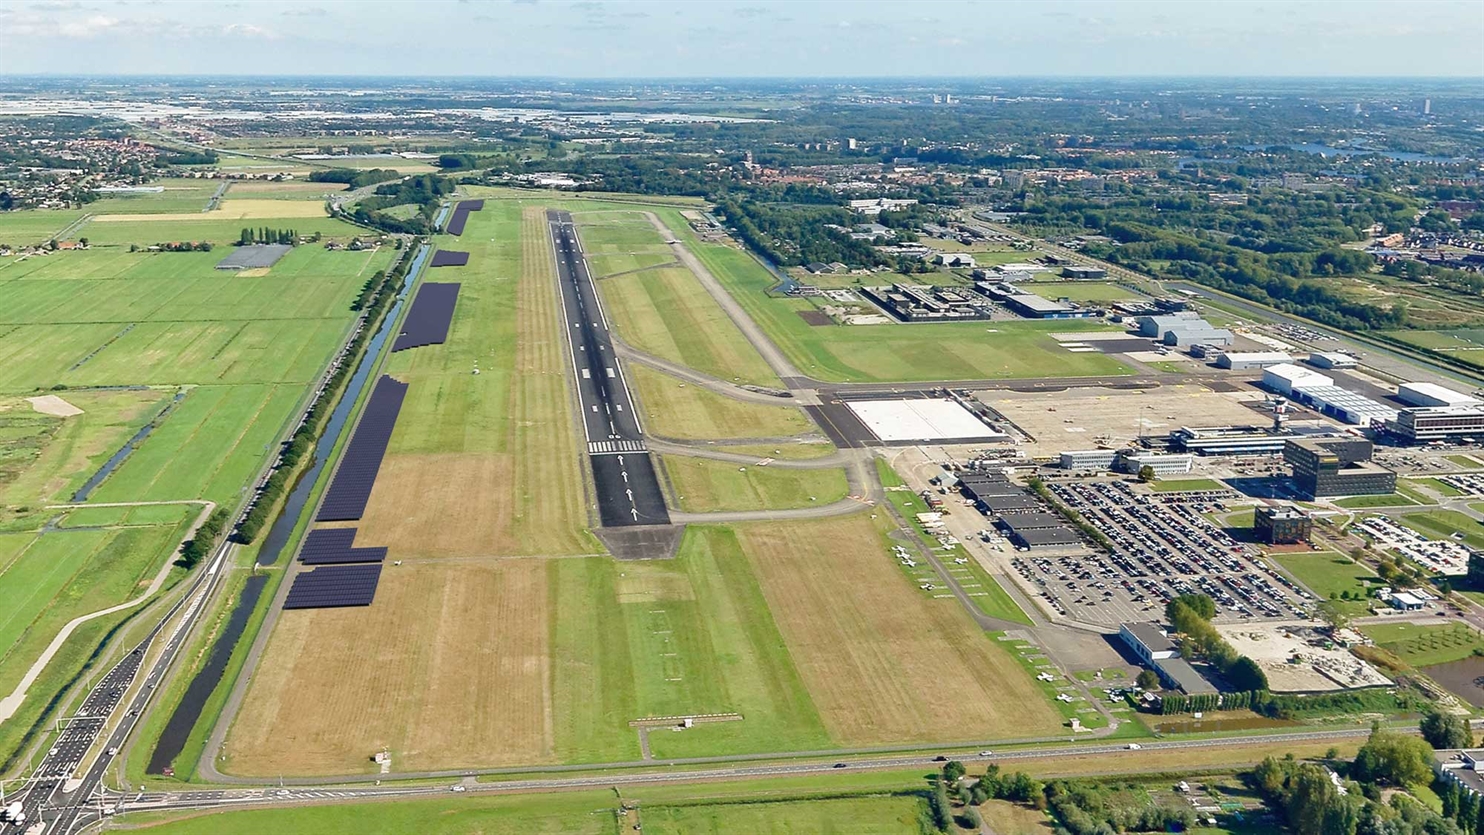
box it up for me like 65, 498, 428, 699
1007, 480, 1313, 627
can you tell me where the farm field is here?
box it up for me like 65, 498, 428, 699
661, 454, 850, 513
86, 180, 220, 215
0, 203, 382, 764
643, 206, 1132, 383
579, 211, 780, 387
628, 364, 815, 441
1361, 622, 1484, 667
0, 209, 87, 246
1269, 552, 1378, 605
72, 215, 363, 246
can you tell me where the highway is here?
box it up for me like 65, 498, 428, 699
548, 210, 669, 527
55, 726, 1386, 825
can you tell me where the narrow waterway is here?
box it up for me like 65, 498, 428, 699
255, 243, 428, 567
71, 389, 188, 502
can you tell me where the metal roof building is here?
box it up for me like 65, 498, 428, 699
1154, 657, 1219, 696
1398, 382, 1482, 408
1292, 385, 1398, 425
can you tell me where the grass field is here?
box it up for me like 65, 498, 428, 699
1361, 622, 1484, 667
1026, 281, 1147, 303
628, 364, 814, 441
0, 209, 87, 246
718, 441, 838, 460
1150, 477, 1227, 492
73, 216, 363, 246
661, 454, 850, 513
1334, 493, 1418, 509
1269, 552, 1378, 603
735, 513, 1063, 745
636, 207, 1132, 384
579, 212, 780, 387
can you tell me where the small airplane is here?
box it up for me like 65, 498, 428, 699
954, 557, 969, 565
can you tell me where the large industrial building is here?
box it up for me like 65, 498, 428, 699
1397, 382, 1482, 409
1389, 406, 1484, 444
1262, 363, 1333, 396
1215, 351, 1292, 370
1283, 437, 1396, 498
1135, 312, 1201, 337
1290, 385, 1398, 425
861, 283, 994, 321
1162, 322, 1234, 348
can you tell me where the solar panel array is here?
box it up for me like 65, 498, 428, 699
298, 528, 388, 565
316, 375, 408, 521
283, 564, 383, 609
391, 283, 461, 352
429, 250, 469, 268
443, 199, 484, 236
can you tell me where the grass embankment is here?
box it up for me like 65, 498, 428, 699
662, 455, 850, 513
627, 364, 814, 441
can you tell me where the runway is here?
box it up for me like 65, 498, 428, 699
548, 210, 670, 527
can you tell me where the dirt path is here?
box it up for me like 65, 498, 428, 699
0, 500, 215, 724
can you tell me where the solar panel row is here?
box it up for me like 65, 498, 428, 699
298, 527, 388, 565
443, 199, 483, 236
283, 564, 383, 609
315, 375, 408, 521
429, 250, 470, 268
390, 282, 461, 352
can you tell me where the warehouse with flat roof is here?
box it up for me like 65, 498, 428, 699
1398, 382, 1482, 409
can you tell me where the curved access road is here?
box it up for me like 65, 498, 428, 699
645, 438, 849, 469
664, 448, 881, 524
611, 335, 797, 406
0, 501, 213, 725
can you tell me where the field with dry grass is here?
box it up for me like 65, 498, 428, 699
736, 514, 1064, 745
225, 560, 554, 775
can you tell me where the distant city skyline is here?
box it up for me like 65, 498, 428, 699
0, 0, 1480, 79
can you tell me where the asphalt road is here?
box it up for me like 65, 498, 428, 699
548, 210, 669, 527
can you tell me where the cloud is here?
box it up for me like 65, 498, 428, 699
281, 6, 326, 16
222, 22, 278, 38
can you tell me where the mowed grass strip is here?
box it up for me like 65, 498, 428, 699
628, 364, 813, 441
598, 262, 780, 387
226, 559, 555, 776
73, 216, 362, 246
661, 455, 850, 513
735, 514, 1064, 745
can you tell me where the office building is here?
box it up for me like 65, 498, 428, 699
1255, 505, 1312, 544
1284, 437, 1396, 498
1059, 449, 1119, 469
1116, 450, 1194, 476
1172, 426, 1290, 457
1120, 623, 1177, 664
1389, 406, 1484, 444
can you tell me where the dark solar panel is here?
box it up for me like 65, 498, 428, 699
443, 200, 482, 236
298, 527, 388, 565
429, 250, 469, 268
315, 376, 408, 522
283, 564, 383, 609
391, 282, 461, 352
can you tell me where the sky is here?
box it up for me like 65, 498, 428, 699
0, 0, 1481, 78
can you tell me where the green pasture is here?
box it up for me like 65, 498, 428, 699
0, 209, 88, 246
74, 216, 363, 246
